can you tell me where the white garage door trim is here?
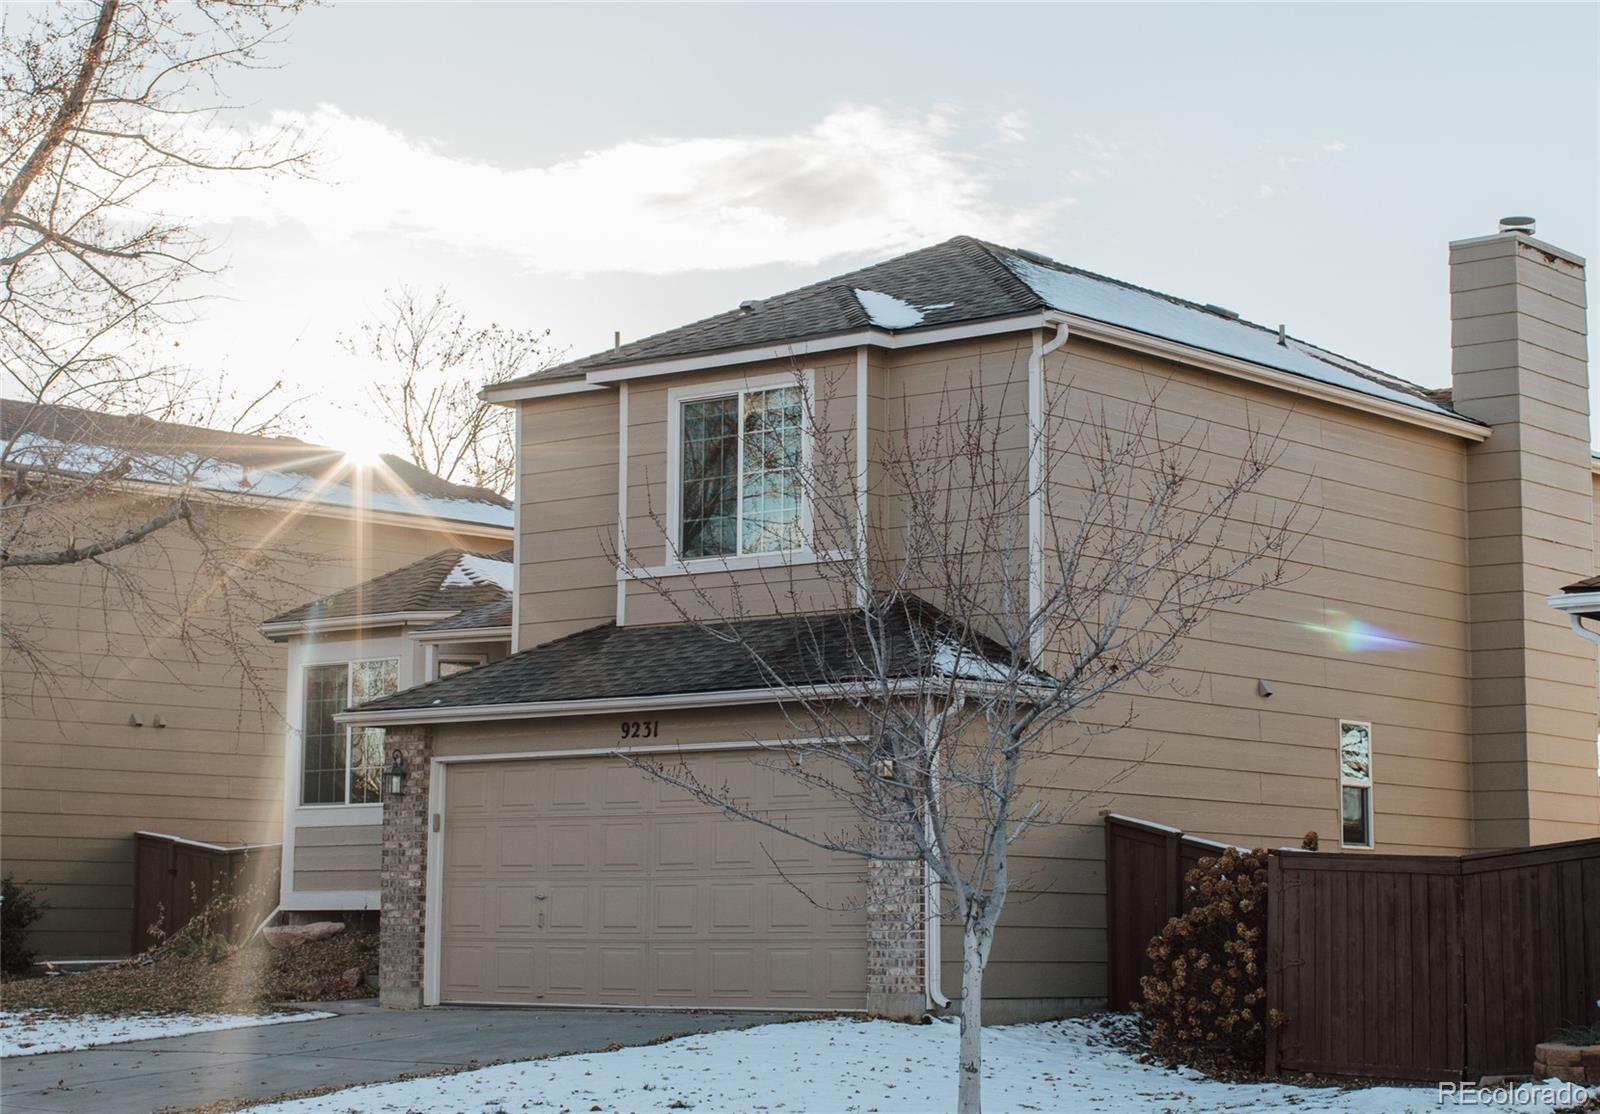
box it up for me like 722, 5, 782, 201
423, 738, 850, 1009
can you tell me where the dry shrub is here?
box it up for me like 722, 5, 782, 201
1137, 846, 1276, 1071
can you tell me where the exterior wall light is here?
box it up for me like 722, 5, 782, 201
385, 750, 407, 796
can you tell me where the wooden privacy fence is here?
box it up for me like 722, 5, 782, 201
131, 831, 281, 953
1104, 814, 1246, 1010
1268, 838, 1600, 1081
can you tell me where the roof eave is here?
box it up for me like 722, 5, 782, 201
486, 308, 1486, 444
410, 625, 514, 644
258, 610, 462, 641
335, 675, 1046, 727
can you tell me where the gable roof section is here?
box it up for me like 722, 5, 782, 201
340, 596, 1031, 723
0, 400, 513, 530
500, 236, 1464, 425
261, 548, 513, 634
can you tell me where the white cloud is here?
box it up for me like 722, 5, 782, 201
995, 110, 1030, 144
149, 105, 1048, 276
1322, 139, 1349, 153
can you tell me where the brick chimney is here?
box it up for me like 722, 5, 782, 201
1450, 219, 1595, 848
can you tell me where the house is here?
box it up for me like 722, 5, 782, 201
0, 401, 513, 959
313, 220, 1592, 1021
259, 548, 513, 917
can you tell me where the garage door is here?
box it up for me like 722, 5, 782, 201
438, 753, 868, 1009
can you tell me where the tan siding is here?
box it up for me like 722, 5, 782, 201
294, 824, 381, 892
517, 391, 618, 646
1, 495, 505, 958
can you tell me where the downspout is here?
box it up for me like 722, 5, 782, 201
923, 696, 964, 1010
1564, 612, 1600, 648
1028, 317, 1072, 660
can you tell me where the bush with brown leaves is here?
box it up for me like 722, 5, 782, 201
1137, 846, 1277, 1070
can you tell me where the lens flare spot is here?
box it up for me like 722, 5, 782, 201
1300, 613, 1416, 653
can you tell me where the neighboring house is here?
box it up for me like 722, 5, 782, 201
322, 221, 1592, 1021
258, 549, 513, 916
0, 401, 512, 958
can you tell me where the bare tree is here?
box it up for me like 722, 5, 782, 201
615, 367, 1302, 1114
0, 0, 311, 704
342, 286, 556, 494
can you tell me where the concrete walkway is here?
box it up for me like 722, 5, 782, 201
1, 999, 802, 1113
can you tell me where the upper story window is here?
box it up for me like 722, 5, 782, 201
675, 382, 806, 561
1338, 719, 1374, 848
302, 658, 398, 806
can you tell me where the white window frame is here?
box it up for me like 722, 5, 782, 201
1337, 719, 1375, 849
435, 652, 488, 680
300, 656, 400, 808
664, 370, 816, 573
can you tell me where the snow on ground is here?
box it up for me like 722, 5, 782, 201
0, 1009, 335, 1056
239, 1015, 1594, 1114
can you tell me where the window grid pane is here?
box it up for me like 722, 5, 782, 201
740, 386, 803, 554
348, 660, 399, 805
680, 396, 739, 559
301, 664, 349, 805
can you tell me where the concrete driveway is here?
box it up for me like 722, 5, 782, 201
1, 999, 803, 1113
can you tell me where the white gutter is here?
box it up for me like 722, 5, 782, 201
483, 378, 608, 405
486, 310, 1487, 444
409, 625, 513, 644
1054, 313, 1488, 443
258, 611, 459, 640
335, 676, 1041, 728
1546, 591, 1600, 647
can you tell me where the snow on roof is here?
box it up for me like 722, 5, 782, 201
853, 288, 925, 329
0, 431, 512, 530
442, 553, 515, 592
1000, 254, 1453, 416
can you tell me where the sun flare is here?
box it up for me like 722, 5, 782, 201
338, 428, 389, 467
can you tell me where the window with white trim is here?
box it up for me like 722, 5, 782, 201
436, 654, 486, 680
302, 658, 398, 805
1338, 720, 1374, 848
677, 384, 805, 560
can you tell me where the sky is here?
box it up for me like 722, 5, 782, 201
136, 3, 1600, 455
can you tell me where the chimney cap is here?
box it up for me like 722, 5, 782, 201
1499, 215, 1536, 235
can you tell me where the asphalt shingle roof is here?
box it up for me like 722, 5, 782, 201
263, 549, 512, 631
347, 596, 1022, 716
507, 236, 1457, 419
417, 597, 514, 634
0, 400, 513, 526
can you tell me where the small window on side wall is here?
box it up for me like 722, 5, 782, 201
1339, 720, 1374, 848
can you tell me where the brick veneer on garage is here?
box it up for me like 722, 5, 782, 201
376, 730, 927, 1015
866, 824, 927, 1019
378, 725, 431, 1008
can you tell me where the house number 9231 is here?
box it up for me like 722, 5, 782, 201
620, 720, 660, 740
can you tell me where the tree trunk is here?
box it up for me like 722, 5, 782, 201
958, 918, 988, 1114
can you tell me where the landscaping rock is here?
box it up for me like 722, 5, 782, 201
262, 922, 345, 951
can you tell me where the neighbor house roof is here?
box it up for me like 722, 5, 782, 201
339, 595, 1037, 723
0, 400, 513, 530
260, 548, 513, 636
504, 235, 1459, 421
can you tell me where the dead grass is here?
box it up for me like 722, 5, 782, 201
1, 930, 377, 1017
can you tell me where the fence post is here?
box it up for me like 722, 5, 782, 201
1265, 851, 1282, 1077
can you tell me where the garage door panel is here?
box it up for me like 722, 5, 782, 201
440, 755, 868, 1009
654, 819, 700, 870
653, 883, 699, 932
546, 823, 590, 870
600, 821, 646, 870
548, 763, 591, 809
545, 884, 589, 932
